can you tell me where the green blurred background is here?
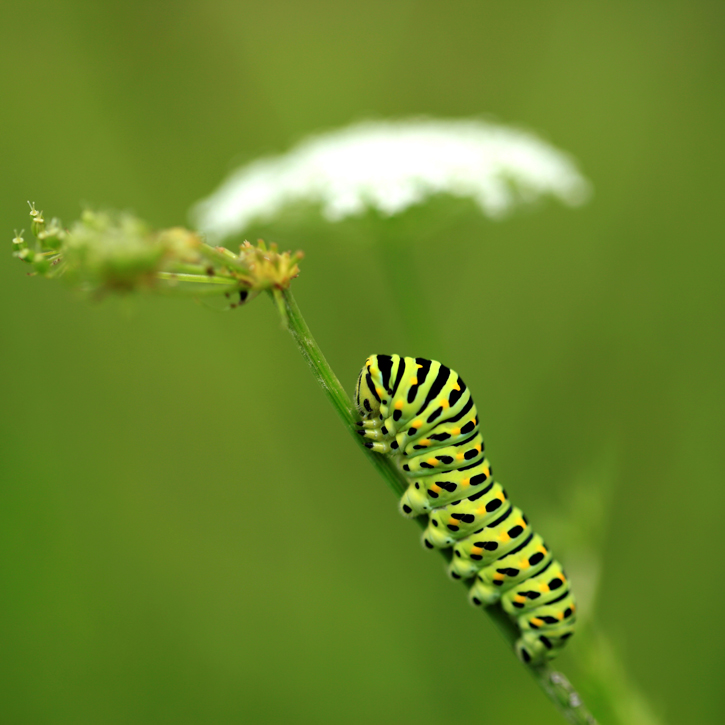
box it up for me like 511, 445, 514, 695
2, 2, 724, 723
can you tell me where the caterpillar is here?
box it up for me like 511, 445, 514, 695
355, 354, 576, 664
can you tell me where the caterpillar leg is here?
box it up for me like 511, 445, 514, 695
516, 633, 549, 664
355, 423, 393, 454
448, 556, 479, 580
515, 626, 574, 665
467, 579, 500, 607
399, 482, 429, 518
421, 518, 456, 549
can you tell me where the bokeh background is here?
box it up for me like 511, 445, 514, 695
2, 2, 724, 724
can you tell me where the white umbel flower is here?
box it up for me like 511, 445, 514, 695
192, 118, 590, 241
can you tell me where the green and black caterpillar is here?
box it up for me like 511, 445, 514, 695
355, 354, 576, 664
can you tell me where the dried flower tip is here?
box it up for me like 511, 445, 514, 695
236, 239, 302, 290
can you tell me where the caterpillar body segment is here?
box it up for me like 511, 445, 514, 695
449, 505, 531, 579
398, 453, 493, 519
355, 354, 576, 665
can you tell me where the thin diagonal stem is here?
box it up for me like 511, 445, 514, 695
273, 288, 599, 725
156, 272, 237, 285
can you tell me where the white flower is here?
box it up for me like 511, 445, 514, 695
191, 118, 591, 241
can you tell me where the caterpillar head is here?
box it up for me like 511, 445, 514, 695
355, 355, 382, 419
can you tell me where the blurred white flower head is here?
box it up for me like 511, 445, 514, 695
192, 118, 591, 241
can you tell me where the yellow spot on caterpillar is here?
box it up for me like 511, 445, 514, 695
469, 419, 475, 427
518, 518, 527, 528
493, 572, 505, 581
461, 478, 470, 487
557, 611, 565, 620
394, 400, 404, 410
448, 518, 458, 527
514, 595, 526, 604
537, 546, 547, 555
476, 506, 487, 515
475, 445, 482, 453
411, 420, 423, 429
453, 382, 461, 391
375, 387, 383, 396
430, 484, 441, 493
410, 377, 418, 386
519, 559, 530, 569
451, 427, 461, 436
530, 617, 544, 627
440, 399, 450, 409
420, 439, 431, 446
416, 364, 423, 369
539, 583, 549, 593
456, 453, 465, 461
483, 467, 491, 477
471, 546, 482, 555
427, 458, 438, 466
571, 604, 576, 612
499, 531, 511, 543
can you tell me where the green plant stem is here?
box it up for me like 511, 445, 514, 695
274, 288, 599, 725
156, 271, 237, 285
